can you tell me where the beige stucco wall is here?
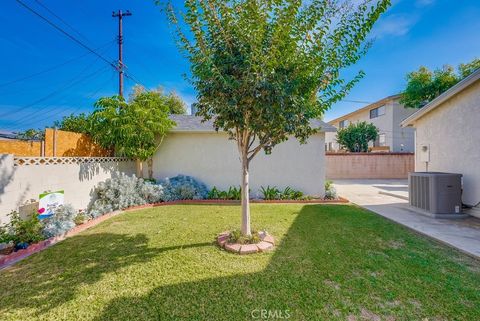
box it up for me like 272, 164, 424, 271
325, 99, 416, 152
412, 80, 480, 206
326, 153, 414, 179
152, 132, 326, 198
0, 154, 135, 224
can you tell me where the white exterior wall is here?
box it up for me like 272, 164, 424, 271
413, 80, 480, 206
152, 132, 326, 198
392, 101, 416, 152
0, 155, 135, 224
325, 99, 417, 152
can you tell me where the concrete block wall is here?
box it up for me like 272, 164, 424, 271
0, 154, 135, 224
326, 153, 414, 179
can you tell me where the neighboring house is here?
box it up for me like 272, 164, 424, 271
152, 115, 336, 197
325, 95, 417, 152
401, 68, 480, 216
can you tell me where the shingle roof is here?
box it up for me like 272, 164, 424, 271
169, 114, 336, 133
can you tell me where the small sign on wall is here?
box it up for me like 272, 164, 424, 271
38, 190, 64, 219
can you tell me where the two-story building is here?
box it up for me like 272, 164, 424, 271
325, 94, 417, 153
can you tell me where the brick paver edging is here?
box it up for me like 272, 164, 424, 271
0, 198, 349, 269
124, 197, 349, 211
217, 231, 275, 255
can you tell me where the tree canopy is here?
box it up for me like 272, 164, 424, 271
400, 58, 480, 108
163, 0, 390, 235
90, 93, 174, 161
336, 121, 378, 152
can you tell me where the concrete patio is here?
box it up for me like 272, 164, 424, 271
334, 179, 480, 258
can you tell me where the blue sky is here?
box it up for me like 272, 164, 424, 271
0, 0, 479, 132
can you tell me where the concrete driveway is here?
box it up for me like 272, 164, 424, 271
333, 179, 480, 258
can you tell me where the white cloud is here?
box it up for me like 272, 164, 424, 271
416, 0, 435, 7
372, 14, 417, 38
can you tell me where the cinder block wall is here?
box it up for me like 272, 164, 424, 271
44, 129, 112, 157
326, 153, 414, 179
0, 154, 135, 224
0, 140, 42, 157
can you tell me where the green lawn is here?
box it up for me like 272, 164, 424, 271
0, 204, 479, 321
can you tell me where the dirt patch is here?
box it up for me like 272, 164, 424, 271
323, 279, 341, 290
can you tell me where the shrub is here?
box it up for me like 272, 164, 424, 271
74, 212, 87, 226
207, 186, 241, 200
161, 175, 208, 201
260, 186, 307, 200
3, 211, 44, 246
280, 187, 304, 200
324, 180, 337, 200
228, 229, 261, 245
88, 172, 163, 218
0, 225, 12, 245
260, 186, 281, 200
41, 204, 77, 238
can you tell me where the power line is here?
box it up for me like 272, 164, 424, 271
0, 40, 115, 89
16, 0, 146, 94
15, 0, 118, 71
33, 0, 90, 43
0, 42, 114, 119
8, 65, 110, 130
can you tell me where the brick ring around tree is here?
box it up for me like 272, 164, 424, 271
217, 231, 275, 255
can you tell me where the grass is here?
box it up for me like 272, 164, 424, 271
0, 204, 479, 321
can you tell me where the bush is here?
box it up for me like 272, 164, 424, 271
228, 229, 261, 244
74, 212, 87, 226
260, 186, 307, 200
324, 180, 337, 200
88, 172, 163, 218
41, 204, 77, 238
161, 175, 208, 201
336, 121, 379, 152
207, 186, 241, 200
1, 211, 44, 246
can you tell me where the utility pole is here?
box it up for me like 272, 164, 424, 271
112, 10, 132, 98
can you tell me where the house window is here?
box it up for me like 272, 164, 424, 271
378, 133, 386, 146
370, 105, 386, 119
339, 120, 349, 129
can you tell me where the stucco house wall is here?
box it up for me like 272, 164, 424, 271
152, 130, 327, 198
409, 79, 480, 207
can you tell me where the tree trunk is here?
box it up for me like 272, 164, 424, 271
147, 157, 153, 180
135, 159, 143, 178
240, 152, 251, 236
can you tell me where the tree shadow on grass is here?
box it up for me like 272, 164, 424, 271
0, 232, 211, 316
92, 205, 480, 321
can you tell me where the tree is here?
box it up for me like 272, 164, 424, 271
16, 128, 44, 140
164, 0, 390, 236
53, 113, 92, 134
336, 121, 378, 152
459, 58, 480, 78
90, 93, 174, 177
129, 85, 187, 114
401, 58, 480, 108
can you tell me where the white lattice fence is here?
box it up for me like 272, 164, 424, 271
14, 157, 132, 166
